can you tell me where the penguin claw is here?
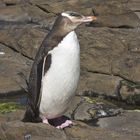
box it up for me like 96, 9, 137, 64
42, 116, 73, 129
56, 120, 73, 129
42, 118, 49, 124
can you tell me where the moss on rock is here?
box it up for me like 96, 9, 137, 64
0, 102, 23, 114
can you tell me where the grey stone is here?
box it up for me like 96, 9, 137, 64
97, 111, 140, 137
0, 43, 31, 96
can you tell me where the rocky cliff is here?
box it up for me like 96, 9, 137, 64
0, 0, 140, 139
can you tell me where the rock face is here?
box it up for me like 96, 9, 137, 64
0, 26, 47, 59
0, 0, 140, 104
127, 0, 140, 19
0, 43, 31, 96
0, 0, 140, 139
0, 108, 140, 140
77, 27, 140, 105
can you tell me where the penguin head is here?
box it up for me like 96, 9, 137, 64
52, 11, 97, 33
61, 11, 97, 30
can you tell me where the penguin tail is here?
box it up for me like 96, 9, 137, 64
22, 106, 42, 123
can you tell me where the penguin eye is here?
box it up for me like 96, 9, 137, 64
69, 13, 82, 18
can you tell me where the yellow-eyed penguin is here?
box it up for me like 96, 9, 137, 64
23, 11, 97, 129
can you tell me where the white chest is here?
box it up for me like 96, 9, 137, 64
39, 31, 80, 119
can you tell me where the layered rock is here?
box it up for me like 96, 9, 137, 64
0, 1, 140, 104
0, 108, 140, 140
0, 43, 31, 96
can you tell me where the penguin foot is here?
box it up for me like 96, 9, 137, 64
56, 120, 73, 129
48, 116, 73, 129
42, 118, 49, 124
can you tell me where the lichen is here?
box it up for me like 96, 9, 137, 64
121, 80, 140, 89
84, 96, 116, 106
0, 102, 23, 114
84, 96, 97, 104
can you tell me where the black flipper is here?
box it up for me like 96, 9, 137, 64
22, 46, 46, 122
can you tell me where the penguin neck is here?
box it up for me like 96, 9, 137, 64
48, 28, 73, 42
57, 31, 79, 51
44, 28, 75, 51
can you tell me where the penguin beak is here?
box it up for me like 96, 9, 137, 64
81, 16, 97, 22
71, 15, 97, 24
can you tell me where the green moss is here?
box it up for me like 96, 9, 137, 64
88, 108, 97, 116
121, 80, 140, 89
0, 102, 23, 114
84, 97, 97, 104
84, 96, 116, 106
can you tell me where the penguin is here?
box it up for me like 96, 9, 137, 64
23, 11, 97, 129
